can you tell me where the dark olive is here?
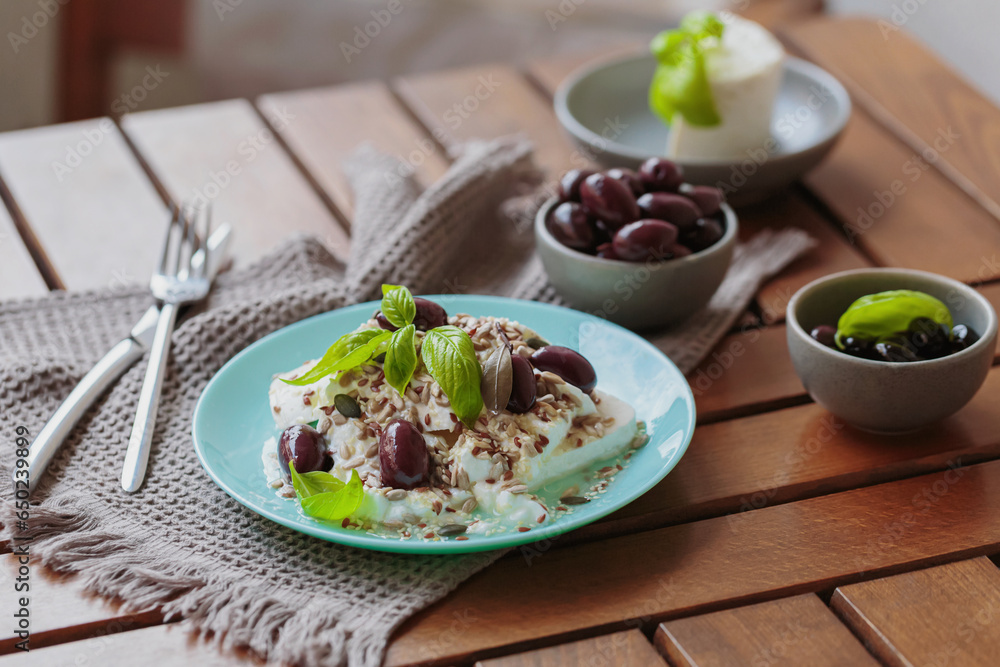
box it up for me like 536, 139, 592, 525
612, 220, 679, 262
638, 157, 684, 192
558, 169, 595, 202
579, 172, 640, 231
529, 345, 597, 393
379, 419, 429, 490
547, 201, 596, 252
507, 354, 537, 413
636, 192, 701, 232
278, 424, 329, 480
810, 325, 837, 348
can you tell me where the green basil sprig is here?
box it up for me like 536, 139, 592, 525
421, 326, 484, 427
283, 284, 484, 426
283, 328, 391, 386
835, 290, 954, 349
380, 284, 416, 328
288, 462, 364, 521
384, 324, 417, 396
649, 11, 725, 127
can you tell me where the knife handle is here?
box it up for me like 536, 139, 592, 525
23, 337, 146, 494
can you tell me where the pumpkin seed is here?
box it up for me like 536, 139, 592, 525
526, 337, 549, 349
334, 393, 361, 419
560, 496, 590, 505
438, 524, 467, 537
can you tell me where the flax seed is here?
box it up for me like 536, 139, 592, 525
358, 378, 368, 387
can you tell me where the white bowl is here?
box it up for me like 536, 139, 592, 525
535, 197, 737, 331
554, 53, 851, 204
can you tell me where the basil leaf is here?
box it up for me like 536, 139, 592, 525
384, 324, 417, 396
421, 326, 484, 427
282, 328, 391, 386
381, 284, 416, 329
835, 290, 954, 349
291, 466, 365, 522
289, 461, 345, 498
648, 11, 724, 127
481, 344, 512, 415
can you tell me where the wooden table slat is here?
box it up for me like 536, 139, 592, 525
395, 64, 583, 178
0, 194, 47, 297
386, 458, 1000, 665
256, 81, 449, 221
119, 99, 351, 264
0, 119, 168, 291
476, 629, 666, 667
0, 556, 163, 653
654, 594, 878, 667
0, 623, 258, 667
783, 16, 1000, 223
832, 556, 1000, 667
804, 110, 1000, 284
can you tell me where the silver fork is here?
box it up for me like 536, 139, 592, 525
121, 205, 213, 492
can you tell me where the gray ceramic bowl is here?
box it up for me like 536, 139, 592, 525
535, 196, 737, 330
554, 52, 851, 204
787, 269, 998, 434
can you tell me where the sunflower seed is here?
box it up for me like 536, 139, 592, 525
333, 413, 347, 426
339, 444, 353, 460
365, 443, 378, 459
461, 497, 478, 513
386, 489, 407, 501
343, 455, 366, 470
506, 484, 528, 494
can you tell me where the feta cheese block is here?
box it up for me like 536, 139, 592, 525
265, 313, 643, 537
666, 14, 785, 161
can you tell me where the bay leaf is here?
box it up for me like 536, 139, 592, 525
481, 344, 513, 415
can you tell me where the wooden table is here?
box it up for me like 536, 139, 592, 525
4, 14, 1000, 667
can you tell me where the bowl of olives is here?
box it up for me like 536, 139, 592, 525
535, 159, 737, 331
787, 268, 998, 433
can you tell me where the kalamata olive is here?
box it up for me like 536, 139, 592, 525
379, 419, 429, 490
580, 173, 640, 231
681, 217, 724, 252
530, 345, 597, 393
809, 325, 837, 347
605, 168, 644, 197
612, 220, 679, 262
638, 157, 684, 192
874, 342, 919, 363
413, 298, 448, 331
375, 297, 447, 332
547, 201, 596, 252
683, 185, 724, 216
668, 244, 692, 259
507, 354, 537, 413
595, 242, 621, 260
278, 424, 329, 480
558, 169, 595, 202
636, 192, 701, 232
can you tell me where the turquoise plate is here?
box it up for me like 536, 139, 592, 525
192, 296, 695, 554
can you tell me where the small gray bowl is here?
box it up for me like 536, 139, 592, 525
787, 269, 998, 434
535, 197, 737, 330
554, 53, 851, 204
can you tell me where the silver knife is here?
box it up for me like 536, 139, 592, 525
22, 223, 232, 494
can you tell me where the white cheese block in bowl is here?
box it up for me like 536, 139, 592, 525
666, 14, 785, 162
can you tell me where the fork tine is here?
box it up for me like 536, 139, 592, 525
169, 206, 189, 277
197, 206, 213, 278
159, 204, 180, 276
